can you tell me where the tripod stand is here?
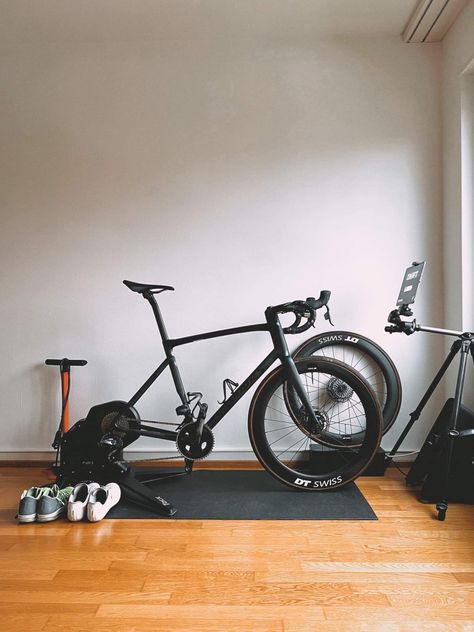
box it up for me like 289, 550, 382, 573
385, 311, 474, 520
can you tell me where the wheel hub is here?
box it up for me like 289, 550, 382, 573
296, 406, 328, 436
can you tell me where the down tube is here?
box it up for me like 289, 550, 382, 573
206, 350, 279, 430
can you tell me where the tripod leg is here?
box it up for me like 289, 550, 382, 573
387, 340, 462, 461
436, 341, 470, 521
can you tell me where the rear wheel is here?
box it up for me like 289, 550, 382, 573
248, 357, 382, 491
290, 331, 401, 435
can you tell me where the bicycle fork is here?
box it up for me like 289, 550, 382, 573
270, 320, 324, 432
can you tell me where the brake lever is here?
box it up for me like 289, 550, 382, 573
324, 305, 334, 326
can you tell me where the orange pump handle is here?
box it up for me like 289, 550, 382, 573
61, 371, 70, 433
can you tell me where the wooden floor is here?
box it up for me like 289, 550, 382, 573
1, 466, 474, 631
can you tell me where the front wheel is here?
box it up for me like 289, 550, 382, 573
248, 357, 382, 491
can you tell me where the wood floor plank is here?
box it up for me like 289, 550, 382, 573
0, 601, 98, 615
302, 561, 474, 573
453, 573, 474, 584
0, 590, 171, 605
284, 620, 474, 632
7, 535, 140, 552
0, 614, 49, 632
43, 615, 283, 632
256, 570, 462, 585
0, 550, 147, 569
96, 603, 325, 621
166, 582, 390, 606
322, 605, 474, 622
0, 569, 57, 581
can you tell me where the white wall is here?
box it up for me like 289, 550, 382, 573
442, 0, 474, 331
461, 73, 474, 330
441, 1, 474, 404
0, 31, 444, 457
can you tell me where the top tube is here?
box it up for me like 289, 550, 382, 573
167, 324, 270, 349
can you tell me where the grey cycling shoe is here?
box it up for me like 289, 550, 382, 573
37, 486, 74, 522
17, 486, 57, 523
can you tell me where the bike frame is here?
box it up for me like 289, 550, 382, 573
122, 292, 318, 442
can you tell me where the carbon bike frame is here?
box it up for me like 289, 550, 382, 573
122, 291, 318, 442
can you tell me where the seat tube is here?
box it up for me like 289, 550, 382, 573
145, 292, 189, 407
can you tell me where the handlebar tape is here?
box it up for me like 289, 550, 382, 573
282, 313, 302, 334
292, 319, 314, 334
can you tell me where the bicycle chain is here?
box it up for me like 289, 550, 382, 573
116, 416, 214, 464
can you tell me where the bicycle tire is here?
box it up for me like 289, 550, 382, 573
290, 331, 401, 436
248, 357, 382, 491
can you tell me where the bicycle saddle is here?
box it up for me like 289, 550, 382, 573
123, 280, 175, 294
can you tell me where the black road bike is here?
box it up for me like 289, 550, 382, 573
56, 281, 382, 516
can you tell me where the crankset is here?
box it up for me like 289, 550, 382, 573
176, 422, 214, 461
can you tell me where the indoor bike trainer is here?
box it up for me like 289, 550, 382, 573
384, 262, 474, 521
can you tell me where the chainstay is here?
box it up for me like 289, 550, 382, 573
129, 455, 186, 463
122, 417, 181, 427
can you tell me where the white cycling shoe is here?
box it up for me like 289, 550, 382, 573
68, 482, 100, 521
87, 483, 121, 522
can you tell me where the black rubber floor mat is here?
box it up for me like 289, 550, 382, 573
106, 470, 377, 520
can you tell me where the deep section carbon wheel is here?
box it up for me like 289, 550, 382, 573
290, 331, 401, 435
248, 357, 382, 491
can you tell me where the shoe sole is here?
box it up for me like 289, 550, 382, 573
87, 512, 105, 522
37, 508, 65, 522
67, 507, 86, 522
17, 513, 36, 523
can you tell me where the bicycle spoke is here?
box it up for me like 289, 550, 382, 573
274, 433, 310, 459
267, 425, 300, 448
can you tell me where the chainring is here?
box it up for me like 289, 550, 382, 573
176, 422, 214, 461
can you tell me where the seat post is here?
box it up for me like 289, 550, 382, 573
143, 291, 170, 345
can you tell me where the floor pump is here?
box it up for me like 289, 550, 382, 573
45, 358, 87, 465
